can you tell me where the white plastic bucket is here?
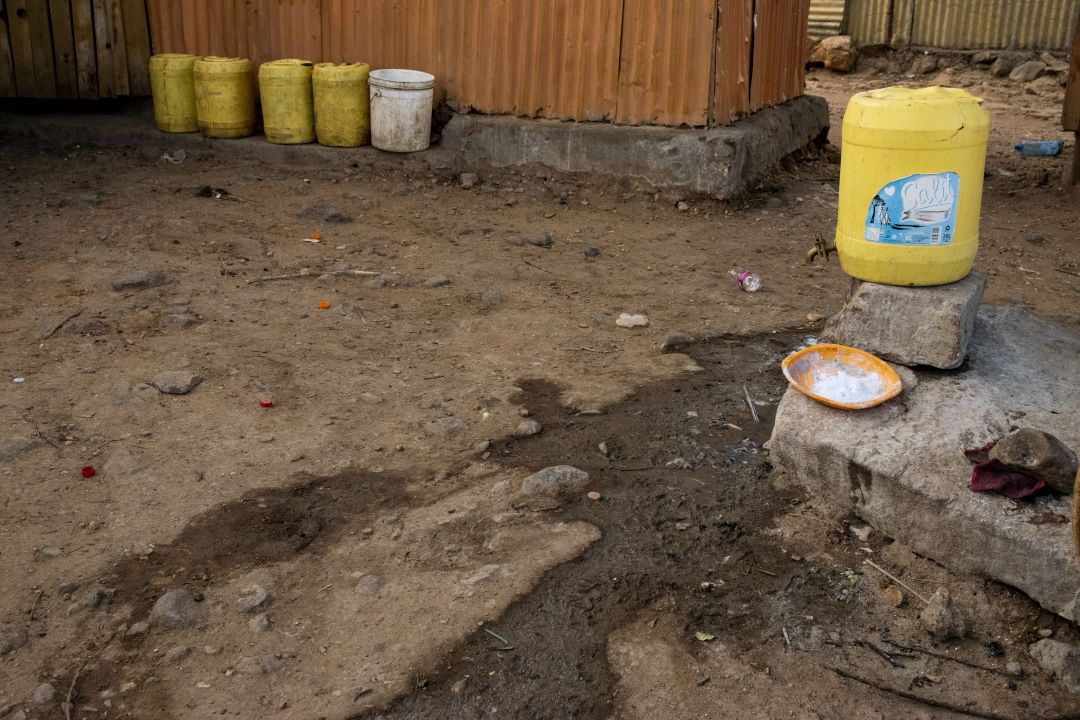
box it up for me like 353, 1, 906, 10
368, 69, 435, 152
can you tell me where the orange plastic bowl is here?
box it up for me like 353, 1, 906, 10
781, 343, 903, 410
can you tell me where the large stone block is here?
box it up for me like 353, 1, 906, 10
769, 305, 1080, 622
823, 271, 985, 369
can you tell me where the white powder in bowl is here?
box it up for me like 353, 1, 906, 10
807, 366, 886, 404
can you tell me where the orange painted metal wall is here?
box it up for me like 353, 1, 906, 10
145, 0, 809, 127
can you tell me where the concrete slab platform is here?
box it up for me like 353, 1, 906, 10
769, 305, 1080, 621
438, 95, 830, 198
1, 95, 828, 198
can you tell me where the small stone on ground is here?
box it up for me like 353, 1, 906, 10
111, 269, 167, 291
919, 588, 968, 641
149, 589, 197, 629
151, 370, 202, 395
989, 428, 1077, 494
616, 313, 649, 328
515, 419, 542, 437
522, 465, 590, 496
236, 585, 272, 614
33, 683, 55, 705
1028, 639, 1080, 694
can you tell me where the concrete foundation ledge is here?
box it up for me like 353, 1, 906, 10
769, 305, 1080, 622
441, 95, 830, 198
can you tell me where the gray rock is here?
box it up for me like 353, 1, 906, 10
424, 417, 468, 437
297, 203, 352, 223
770, 305, 1080, 622
1, 436, 40, 463
515, 419, 543, 437
316, 273, 337, 286
1029, 639, 1080, 694
111, 269, 167, 291
481, 290, 507, 306
1010, 60, 1046, 83
583, 245, 600, 259
165, 645, 192, 663
992, 55, 1019, 77
32, 683, 55, 705
989, 429, 1077, 494
235, 585, 271, 614
526, 230, 553, 248
354, 575, 384, 595
164, 313, 198, 329
972, 50, 997, 64
126, 621, 150, 637
149, 589, 197, 629
919, 588, 968, 641
56, 580, 80, 596
912, 54, 939, 75
822, 271, 985, 369
1006, 660, 1024, 677
0, 625, 27, 654
460, 172, 480, 189
425, 276, 451, 288
12, 710, 26, 720
521, 465, 590, 496
366, 273, 400, 289
248, 613, 271, 632
55, 275, 74, 284
151, 370, 202, 395
660, 332, 693, 352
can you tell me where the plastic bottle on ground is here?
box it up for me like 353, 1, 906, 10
729, 269, 761, 292
1014, 140, 1063, 157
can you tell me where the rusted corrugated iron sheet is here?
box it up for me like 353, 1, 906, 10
713, 0, 752, 124
750, 0, 810, 111
910, 0, 1080, 49
846, 0, 1080, 49
446, 0, 623, 122
146, 0, 807, 127
808, 0, 846, 41
615, 0, 715, 126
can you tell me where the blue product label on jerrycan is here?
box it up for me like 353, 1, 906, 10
864, 172, 960, 246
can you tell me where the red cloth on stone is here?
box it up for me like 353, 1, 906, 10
964, 442, 1047, 500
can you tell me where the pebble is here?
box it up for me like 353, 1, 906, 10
475, 440, 491, 452
248, 613, 271, 632
459, 173, 479, 189
236, 585, 272, 614
165, 645, 192, 663
126, 621, 150, 637
164, 313, 198, 329
616, 313, 649, 328
37, 545, 62, 558
919, 588, 968, 641
1006, 661, 1024, 677
883, 586, 905, 607
521, 465, 590, 496
111, 269, 167, 291
659, 332, 692, 351
354, 575, 384, 595
149, 589, 198, 629
425, 276, 451, 288
526, 230, 554, 248
481, 289, 508, 306
515, 419, 542, 437
1009, 59, 1046, 82
586, 491, 602, 501
423, 417, 468, 437
806, 312, 825, 323
1028, 639, 1080, 694
33, 683, 55, 705
583, 245, 600, 259
56, 275, 74, 284
360, 392, 385, 404
258, 435, 275, 444
151, 370, 202, 395
676, 201, 690, 212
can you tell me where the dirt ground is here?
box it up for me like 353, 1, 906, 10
1, 56, 1079, 720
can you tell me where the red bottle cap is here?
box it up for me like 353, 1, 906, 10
259, 398, 273, 408
81, 466, 96, 478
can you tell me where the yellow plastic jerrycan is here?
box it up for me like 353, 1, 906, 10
259, 59, 315, 144
313, 62, 371, 147
836, 86, 990, 286
149, 54, 198, 133
193, 57, 256, 139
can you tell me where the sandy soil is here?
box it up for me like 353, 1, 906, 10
0, 58, 1078, 720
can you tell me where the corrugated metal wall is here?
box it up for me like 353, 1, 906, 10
846, 0, 1080, 49
808, 0, 846, 41
145, 0, 810, 127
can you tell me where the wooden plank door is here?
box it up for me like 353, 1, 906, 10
71, 0, 98, 98
48, 0, 80, 97
0, 1, 16, 96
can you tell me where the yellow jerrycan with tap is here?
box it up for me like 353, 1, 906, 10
836, 86, 990, 286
